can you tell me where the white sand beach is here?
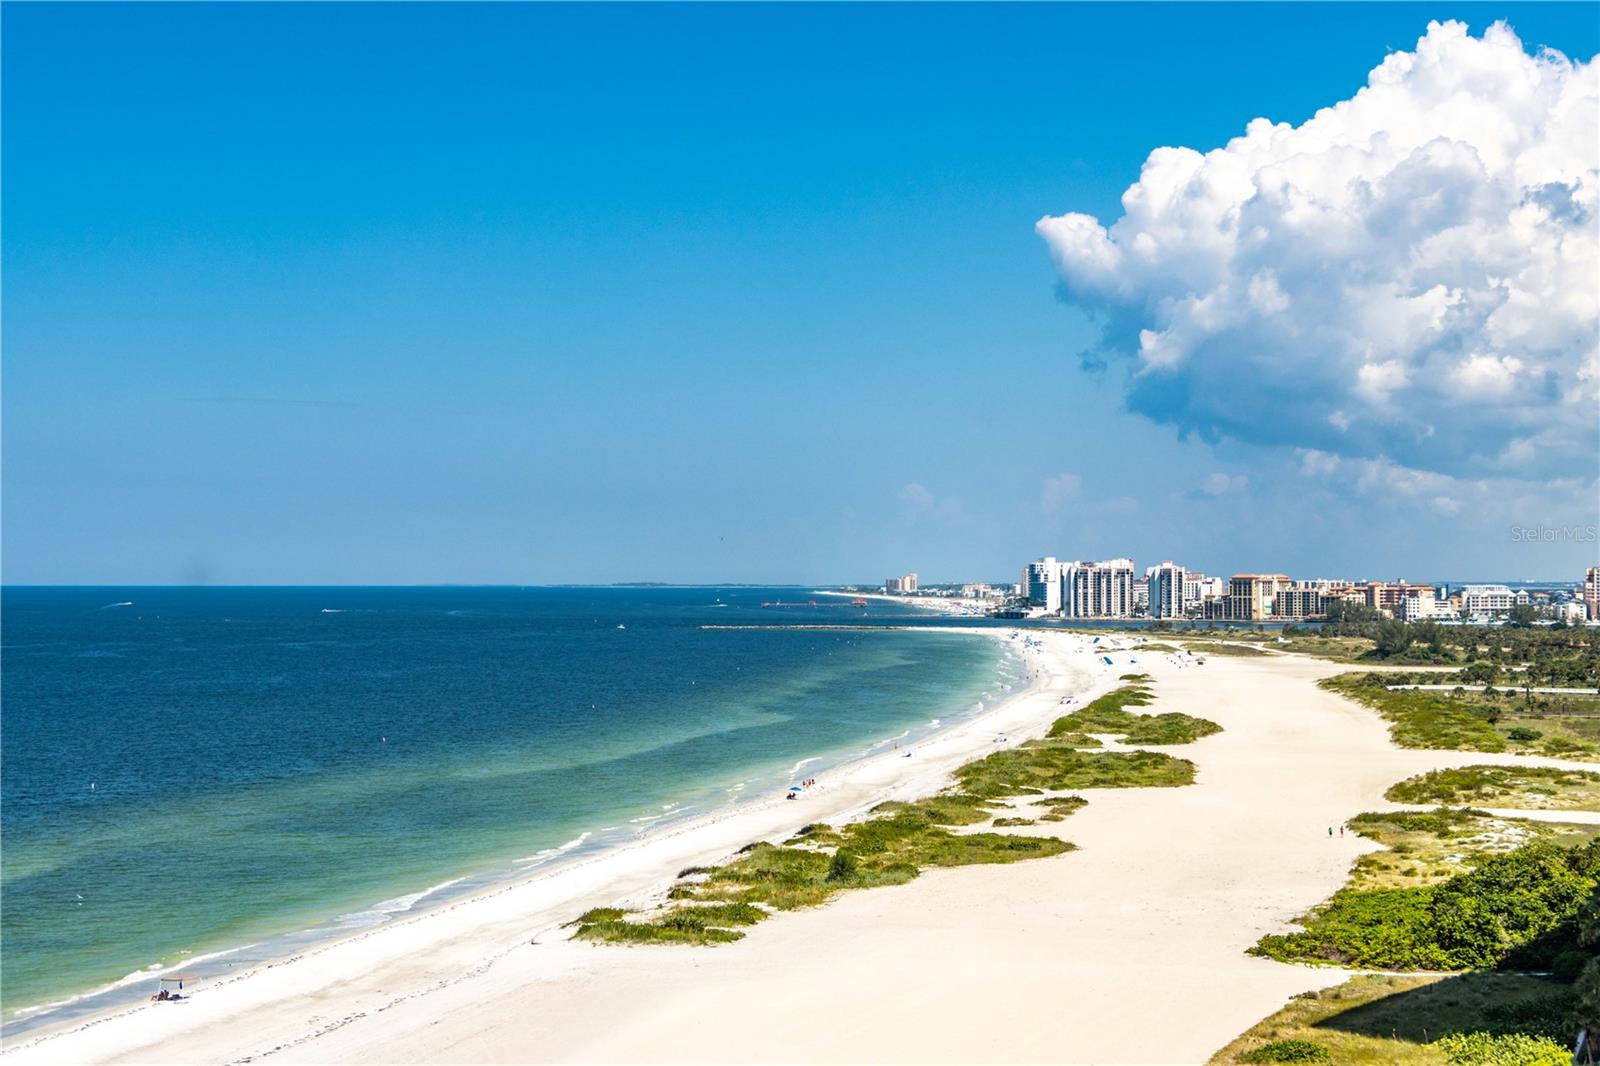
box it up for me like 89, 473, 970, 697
6, 632, 1594, 1065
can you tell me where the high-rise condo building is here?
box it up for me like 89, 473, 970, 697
1364, 581, 1436, 611
1148, 561, 1187, 620
1022, 558, 1062, 613
885, 573, 918, 594
1275, 587, 1328, 619
1587, 567, 1600, 621
1062, 558, 1136, 618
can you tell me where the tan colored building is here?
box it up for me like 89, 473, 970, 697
1228, 574, 1269, 621
1364, 581, 1435, 612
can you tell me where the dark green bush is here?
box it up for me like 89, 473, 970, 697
1240, 1038, 1331, 1063
1253, 841, 1600, 971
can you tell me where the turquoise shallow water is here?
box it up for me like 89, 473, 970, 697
0, 587, 1019, 1026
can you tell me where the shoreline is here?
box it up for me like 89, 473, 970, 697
811, 589, 993, 616
1, 627, 1114, 1063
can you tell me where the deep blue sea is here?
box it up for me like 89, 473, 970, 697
0, 587, 1020, 1027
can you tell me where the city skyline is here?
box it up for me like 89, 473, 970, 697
4, 5, 1597, 585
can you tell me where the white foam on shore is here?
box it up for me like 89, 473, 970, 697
8, 942, 263, 1020
786, 757, 821, 777
334, 878, 466, 929
515, 833, 595, 866
867, 729, 912, 750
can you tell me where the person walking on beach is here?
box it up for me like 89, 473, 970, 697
1327, 826, 1333, 837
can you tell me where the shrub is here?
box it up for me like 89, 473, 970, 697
1430, 1031, 1569, 1066
1321, 675, 1507, 752
826, 850, 858, 883
1484, 991, 1578, 1039
1240, 1039, 1331, 1063
955, 744, 1196, 797
1385, 765, 1600, 810
1252, 840, 1600, 971
1507, 727, 1544, 742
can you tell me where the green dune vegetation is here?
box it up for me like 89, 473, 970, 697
1312, 624, 1600, 754
1342, 808, 1600, 891
1319, 673, 1600, 757
1385, 766, 1600, 812
1235, 804, 1600, 1064
1252, 827, 1600, 971
574, 683, 1219, 946
1181, 641, 1270, 657
1047, 684, 1221, 746
1211, 973, 1576, 1065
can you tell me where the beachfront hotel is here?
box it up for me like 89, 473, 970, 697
885, 573, 919, 595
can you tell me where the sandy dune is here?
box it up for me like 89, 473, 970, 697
6, 633, 1592, 1065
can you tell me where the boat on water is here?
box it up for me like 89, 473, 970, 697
851, 597, 868, 607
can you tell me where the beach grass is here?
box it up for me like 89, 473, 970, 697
955, 743, 1197, 796
1321, 673, 1600, 758
1044, 682, 1220, 745
1268, 635, 1378, 663
574, 901, 768, 945
1210, 972, 1573, 1065
1182, 641, 1270, 657
1343, 807, 1600, 890
1035, 794, 1089, 822
1384, 766, 1600, 811
1320, 675, 1509, 752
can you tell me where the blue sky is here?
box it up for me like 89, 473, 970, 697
4, 3, 1596, 585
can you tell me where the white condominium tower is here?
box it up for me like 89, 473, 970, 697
1147, 561, 1187, 620
1063, 558, 1136, 618
1022, 557, 1063, 612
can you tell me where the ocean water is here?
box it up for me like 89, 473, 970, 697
0, 587, 1020, 1026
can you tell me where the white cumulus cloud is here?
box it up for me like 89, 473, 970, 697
1202, 472, 1249, 496
1037, 20, 1598, 484
1040, 472, 1082, 515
